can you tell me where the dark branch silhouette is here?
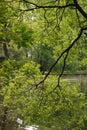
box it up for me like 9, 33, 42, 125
36, 27, 87, 87
21, 0, 87, 88
73, 0, 87, 19
22, 0, 87, 19
22, 0, 75, 10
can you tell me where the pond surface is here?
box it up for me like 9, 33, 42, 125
24, 125, 38, 130
62, 74, 87, 93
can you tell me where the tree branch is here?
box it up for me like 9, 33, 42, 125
57, 51, 69, 90
22, 0, 75, 10
36, 27, 87, 87
73, 0, 87, 18
22, 0, 87, 19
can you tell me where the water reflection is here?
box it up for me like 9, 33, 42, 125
18, 125, 38, 130
62, 74, 87, 93
17, 118, 38, 130
25, 125, 38, 130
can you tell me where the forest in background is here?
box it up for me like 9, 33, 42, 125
0, 0, 87, 130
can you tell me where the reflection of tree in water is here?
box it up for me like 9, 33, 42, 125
62, 75, 87, 93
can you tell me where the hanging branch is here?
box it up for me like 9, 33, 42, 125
57, 51, 69, 90
73, 0, 87, 19
21, 0, 87, 88
22, 0, 75, 11
36, 27, 87, 87
22, 0, 87, 19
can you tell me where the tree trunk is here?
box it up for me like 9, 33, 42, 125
1, 107, 8, 130
3, 43, 9, 58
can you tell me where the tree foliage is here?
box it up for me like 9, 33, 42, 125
0, 0, 87, 130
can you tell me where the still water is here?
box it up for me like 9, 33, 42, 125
62, 74, 87, 93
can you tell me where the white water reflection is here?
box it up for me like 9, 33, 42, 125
25, 125, 38, 130
18, 125, 38, 130
17, 118, 39, 130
